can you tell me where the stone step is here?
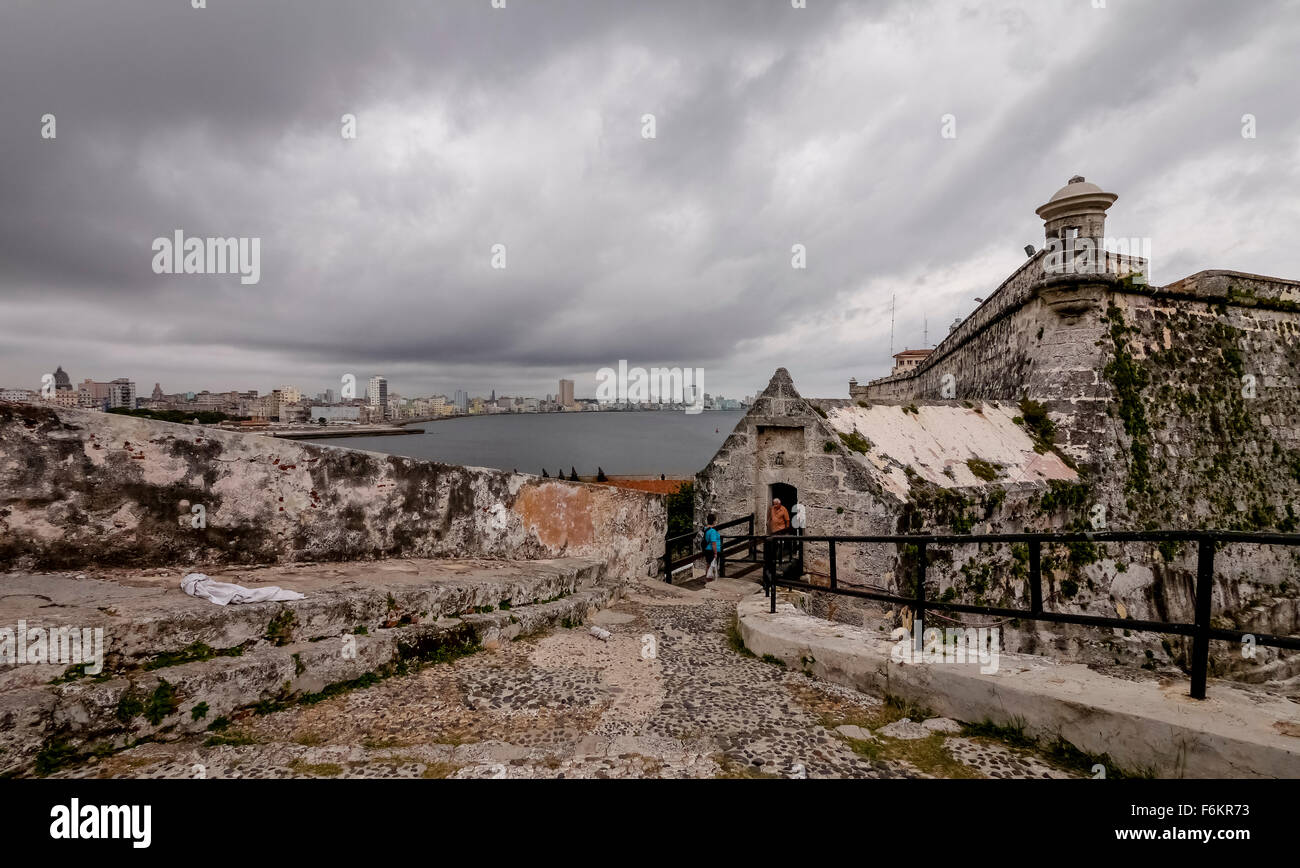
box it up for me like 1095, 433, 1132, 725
0, 557, 605, 691
0, 560, 619, 776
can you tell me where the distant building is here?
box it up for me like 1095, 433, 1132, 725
890, 349, 933, 376
46, 389, 80, 408
192, 391, 228, 408
74, 378, 135, 410
108, 379, 135, 409
53, 366, 72, 391
78, 379, 109, 409
0, 388, 38, 404
559, 379, 575, 408
367, 376, 388, 420
151, 383, 164, 401
310, 405, 360, 423
238, 394, 271, 418
280, 402, 310, 423
453, 389, 468, 414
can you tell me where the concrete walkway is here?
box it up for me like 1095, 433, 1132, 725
738, 593, 1300, 778
44, 576, 1079, 779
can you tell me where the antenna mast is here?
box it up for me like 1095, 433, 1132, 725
889, 294, 895, 357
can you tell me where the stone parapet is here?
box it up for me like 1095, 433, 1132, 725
0, 404, 665, 580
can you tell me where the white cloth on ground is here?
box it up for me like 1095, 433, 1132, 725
181, 573, 306, 606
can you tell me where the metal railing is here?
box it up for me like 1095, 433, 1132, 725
662, 514, 756, 583
752, 529, 1300, 700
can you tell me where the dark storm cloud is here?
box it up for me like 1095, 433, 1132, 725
0, 0, 1296, 400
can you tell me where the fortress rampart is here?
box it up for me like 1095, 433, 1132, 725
0, 403, 666, 580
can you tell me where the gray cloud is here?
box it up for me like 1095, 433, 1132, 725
1, 0, 1297, 400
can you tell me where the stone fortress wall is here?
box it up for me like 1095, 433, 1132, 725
701, 178, 1300, 686
851, 185, 1300, 683
0, 403, 666, 581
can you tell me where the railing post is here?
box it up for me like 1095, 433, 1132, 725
1191, 536, 1215, 700
719, 538, 726, 579
913, 542, 927, 653
663, 543, 671, 585
766, 537, 776, 613
761, 536, 769, 597
829, 540, 837, 591
748, 516, 755, 561
1028, 540, 1042, 614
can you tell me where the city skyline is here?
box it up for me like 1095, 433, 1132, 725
0, 359, 775, 409
2, 363, 749, 410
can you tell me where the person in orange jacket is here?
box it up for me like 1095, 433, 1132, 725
768, 497, 792, 563
768, 497, 790, 534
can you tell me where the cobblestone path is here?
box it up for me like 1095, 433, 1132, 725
56, 576, 1078, 779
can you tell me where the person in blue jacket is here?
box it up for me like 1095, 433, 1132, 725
704, 513, 722, 581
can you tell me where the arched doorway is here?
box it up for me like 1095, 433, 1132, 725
767, 483, 800, 578
769, 482, 797, 519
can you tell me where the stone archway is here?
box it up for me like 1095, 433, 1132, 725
769, 482, 798, 518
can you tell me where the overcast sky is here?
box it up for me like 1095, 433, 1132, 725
2, 0, 1297, 401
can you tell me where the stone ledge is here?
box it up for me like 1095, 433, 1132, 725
737, 594, 1300, 778
0, 557, 606, 685
0, 559, 624, 776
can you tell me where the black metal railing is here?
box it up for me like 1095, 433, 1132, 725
750, 529, 1300, 700
662, 513, 755, 583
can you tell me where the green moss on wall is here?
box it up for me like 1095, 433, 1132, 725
1102, 305, 1152, 494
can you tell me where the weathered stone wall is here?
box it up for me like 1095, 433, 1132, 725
856, 267, 1300, 459
0, 404, 665, 580
852, 268, 1300, 683
694, 370, 900, 583
705, 266, 1300, 687
854, 251, 1052, 403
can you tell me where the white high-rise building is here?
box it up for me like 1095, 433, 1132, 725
367, 376, 388, 420
107, 378, 136, 409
